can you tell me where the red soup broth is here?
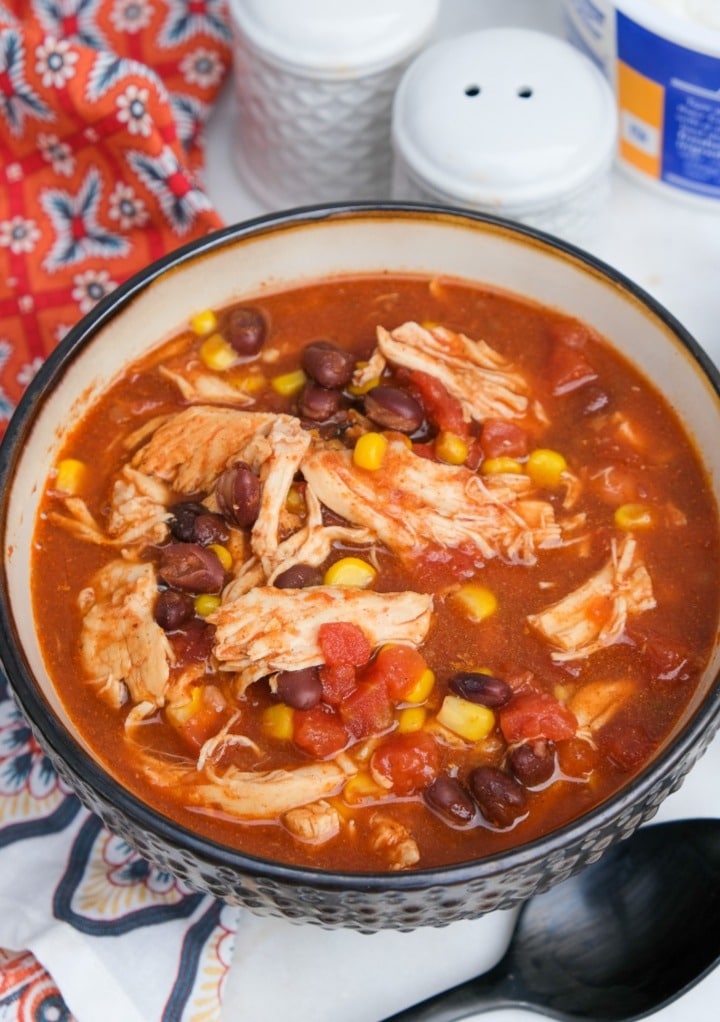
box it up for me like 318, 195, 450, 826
32, 274, 720, 871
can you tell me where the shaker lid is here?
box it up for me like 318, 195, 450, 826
392, 28, 618, 209
228, 0, 440, 76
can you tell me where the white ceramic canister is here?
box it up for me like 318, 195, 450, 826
227, 0, 440, 208
391, 28, 618, 242
562, 0, 720, 207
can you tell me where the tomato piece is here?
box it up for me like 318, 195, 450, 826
370, 731, 440, 795
500, 693, 577, 743
556, 737, 597, 778
294, 705, 348, 758
318, 621, 373, 667
339, 678, 394, 739
319, 663, 357, 705
408, 370, 467, 435
166, 684, 227, 752
548, 342, 598, 396
598, 721, 655, 772
366, 645, 428, 702
480, 419, 529, 459
168, 619, 215, 663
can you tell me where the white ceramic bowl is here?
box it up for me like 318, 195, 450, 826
2, 204, 720, 930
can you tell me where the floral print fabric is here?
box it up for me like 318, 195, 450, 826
0, 3, 238, 1019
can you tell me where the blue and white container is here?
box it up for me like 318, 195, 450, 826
563, 0, 720, 207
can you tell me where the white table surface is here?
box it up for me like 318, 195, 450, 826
206, 2, 720, 1019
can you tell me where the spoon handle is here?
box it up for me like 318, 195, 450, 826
381, 962, 518, 1022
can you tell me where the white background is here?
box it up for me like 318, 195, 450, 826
204, 2, 720, 1019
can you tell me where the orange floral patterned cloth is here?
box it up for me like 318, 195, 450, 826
0, 0, 233, 438
0, 3, 234, 1018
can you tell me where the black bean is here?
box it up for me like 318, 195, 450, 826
509, 739, 556, 787
449, 672, 512, 707
299, 381, 342, 421
468, 765, 528, 828
159, 543, 225, 593
423, 775, 476, 827
169, 501, 209, 543
192, 512, 229, 546
364, 385, 424, 434
215, 462, 261, 527
273, 563, 323, 589
276, 667, 323, 710
301, 341, 355, 389
154, 589, 194, 631
168, 618, 215, 663
226, 307, 266, 357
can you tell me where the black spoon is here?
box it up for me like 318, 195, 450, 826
383, 818, 720, 1022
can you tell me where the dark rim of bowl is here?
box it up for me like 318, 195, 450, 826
2, 201, 720, 893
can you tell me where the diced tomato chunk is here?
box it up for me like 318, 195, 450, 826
366, 645, 428, 702
294, 705, 348, 758
408, 370, 467, 435
370, 731, 440, 795
318, 621, 372, 667
556, 737, 597, 778
548, 342, 598, 396
598, 721, 655, 772
500, 693, 577, 743
339, 678, 394, 739
480, 419, 529, 459
166, 684, 227, 753
319, 662, 357, 705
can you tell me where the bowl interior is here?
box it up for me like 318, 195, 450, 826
4, 205, 720, 781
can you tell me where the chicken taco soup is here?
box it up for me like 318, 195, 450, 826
32, 273, 720, 872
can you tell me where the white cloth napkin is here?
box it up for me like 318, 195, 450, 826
0, 673, 239, 1021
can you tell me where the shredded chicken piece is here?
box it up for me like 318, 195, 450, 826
368, 813, 420, 870
366, 322, 532, 423
131, 405, 281, 493
209, 584, 433, 693
159, 365, 254, 406
79, 560, 172, 709
302, 437, 562, 565
528, 537, 656, 661
144, 757, 356, 820
283, 800, 341, 844
569, 679, 637, 732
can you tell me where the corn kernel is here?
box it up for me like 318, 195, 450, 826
343, 771, 387, 805
194, 594, 221, 617
189, 309, 218, 336
353, 431, 388, 470
437, 695, 495, 742
262, 703, 294, 741
208, 544, 232, 571
481, 456, 524, 476
397, 706, 428, 733
237, 372, 266, 394
200, 332, 236, 371
453, 583, 497, 622
285, 483, 307, 516
435, 431, 469, 465
323, 556, 377, 588
404, 668, 436, 704
526, 448, 567, 488
348, 375, 381, 397
614, 502, 656, 531
271, 368, 306, 396
54, 458, 87, 495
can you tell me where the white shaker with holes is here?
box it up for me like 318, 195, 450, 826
391, 28, 618, 242
228, 0, 440, 208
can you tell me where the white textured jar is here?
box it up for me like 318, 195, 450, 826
228, 0, 440, 208
391, 28, 618, 242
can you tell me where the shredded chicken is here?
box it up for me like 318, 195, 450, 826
159, 365, 255, 406
302, 437, 562, 565
569, 679, 637, 732
209, 584, 434, 693
368, 813, 420, 870
283, 800, 341, 844
79, 560, 172, 709
131, 405, 281, 494
353, 322, 532, 423
143, 757, 356, 821
528, 537, 656, 661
